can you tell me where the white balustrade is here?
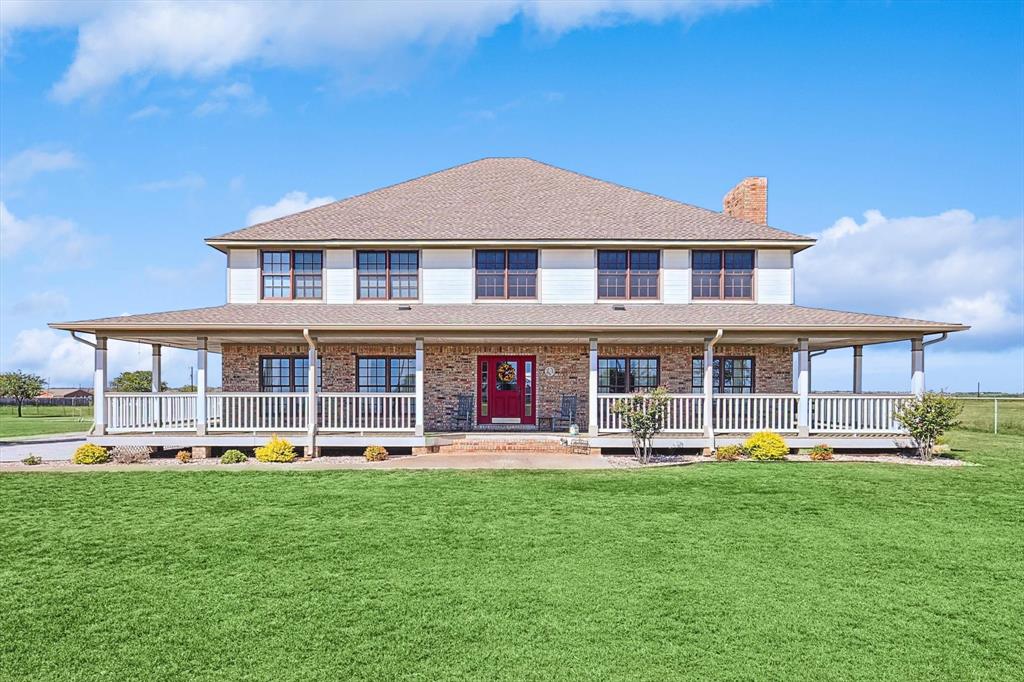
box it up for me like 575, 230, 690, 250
809, 395, 909, 434
206, 393, 307, 432
106, 393, 197, 433
596, 394, 703, 433
713, 394, 799, 433
319, 393, 417, 432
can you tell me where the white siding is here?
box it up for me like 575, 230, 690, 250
540, 249, 595, 303
227, 249, 259, 303
323, 249, 354, 303
662, 249, 690, 304
423, 249, 473, 304
756, 249, 794, 304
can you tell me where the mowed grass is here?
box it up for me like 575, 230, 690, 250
953, 397, 1024, 436
0, 404, 92, 439
2, 431, 1022, 681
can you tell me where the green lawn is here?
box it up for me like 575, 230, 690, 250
953, 397, 1024, 436
0, 404, 92, 439
2, 431, 1022, 681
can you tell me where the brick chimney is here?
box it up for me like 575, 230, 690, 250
722, 176, 768, 224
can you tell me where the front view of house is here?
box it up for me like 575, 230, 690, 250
52, 158, 967, 453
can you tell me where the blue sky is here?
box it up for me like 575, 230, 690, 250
1, 0, 1022, 391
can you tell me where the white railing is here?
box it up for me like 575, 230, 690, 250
319, 393, 416, 432
207, 393, 308, 432
106, 393, 197, 433
597, 394, 703, 433
713, 394, 799, 433
810, 395, 909, 434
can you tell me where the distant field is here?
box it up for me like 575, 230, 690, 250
0, 404, 92, 439
953, 398, 1024, 437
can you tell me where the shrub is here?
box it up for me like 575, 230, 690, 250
609, 386, 671, 463
255, 435, 297, 463
175, 450, 192, 463
894, 392, 963, 460
72, 443, 109, 465
744, 432, 789, 461
364, 445, 389, 462
220, 449, 248, 464
714, 445, 746, 461
21, 454, 42, 466
809, 444, 834, 461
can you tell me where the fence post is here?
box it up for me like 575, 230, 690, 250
994, 398, 998, 435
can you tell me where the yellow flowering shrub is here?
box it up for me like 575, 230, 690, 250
714, 445, 746, 461
744, 432, 789, 461
71, 443, 109, 465
808, 444, 834, 461
363, 446, 389, 462
175, 450, 192, 463
255, 434, 297, 463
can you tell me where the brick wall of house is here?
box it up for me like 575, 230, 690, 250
220, 341, 793, 431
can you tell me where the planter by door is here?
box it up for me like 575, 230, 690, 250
477, 355, 536, 425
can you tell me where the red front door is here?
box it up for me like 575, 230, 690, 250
477, 355, 535, 425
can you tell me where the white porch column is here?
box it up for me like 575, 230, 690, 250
702, 338, 715, 440
196, 337, 207, 435
151, 344, 162, 392
797, 338, 810, 437
911, 337, 925, 397
93, 337, 107, 435
853, 345, 863, 394
414, 338, 425, 436
308, 340, 318, 449
588, 338, 598, 436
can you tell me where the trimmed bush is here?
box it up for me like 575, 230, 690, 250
714, 445, 746, 462
221, 449, 248, 464
175, 450, 192, 463
363, 445, 389, 462
744, 432, 789, 461
809, 444, 834, 461
21, 454, 42, 466
72, 443, 109, 465
255, 435, 297, 463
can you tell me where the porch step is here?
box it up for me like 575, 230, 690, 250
439, 437, 588, 454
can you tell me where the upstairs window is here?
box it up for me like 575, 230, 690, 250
475, 250, 538, 299
597, 357, 660, 393
261, 251, 322, 300
356, 357, 415, 393
692, 250, 754, 300
692, 357, 754, 393
598, 250, 659, 299
357, 251, 419, 300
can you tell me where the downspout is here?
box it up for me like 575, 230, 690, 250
68, 331, 97, 435
809, 349, 827, 395
703, 329, 724, 446
302, 328, 319, 456
922, 332, 948, 348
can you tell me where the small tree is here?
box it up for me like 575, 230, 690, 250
894, 392, 963, 460
111, 370, 167, 392
0, 371, 45, 417
610, 386, 671, 464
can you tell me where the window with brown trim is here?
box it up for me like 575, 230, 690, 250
597, 357, 660, 393
692, 250, 754, 300
261, 250, 323, 300
691, 356, 754, 393
356, 357, 415, 393
475, 249, 537, 299
259, 356, 322, 392
598, 250, 659, 299
357, 250, 419, 300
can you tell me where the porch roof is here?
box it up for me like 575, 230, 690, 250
50, 303, 967, 351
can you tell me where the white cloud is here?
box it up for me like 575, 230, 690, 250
247, 190, 336, 225
1, 147, 79, 185
2, 328, 207, 387
138, 173, 206, 191
128, 104, 169, 120
797, 209, 1024, 349
1, 1, 758, 101
0, 201, 97, 264
193, 81, 267, 116
7, 291, 70, 316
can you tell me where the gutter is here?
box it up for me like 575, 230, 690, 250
922, 332, 949, 348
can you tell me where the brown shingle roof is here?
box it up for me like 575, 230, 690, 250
208, 158, 812, 244
51, 303, 964, 332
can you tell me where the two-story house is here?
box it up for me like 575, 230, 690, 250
51, 158, 967, 454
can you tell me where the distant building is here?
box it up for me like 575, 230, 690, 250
38, 387, 93, 399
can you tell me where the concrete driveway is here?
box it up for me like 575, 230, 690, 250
0, 434, 86, 463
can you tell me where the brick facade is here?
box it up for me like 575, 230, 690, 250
221, 342, 794, 432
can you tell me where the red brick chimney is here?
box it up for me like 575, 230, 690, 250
722, 177, 768, 224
